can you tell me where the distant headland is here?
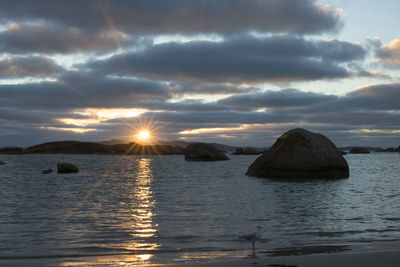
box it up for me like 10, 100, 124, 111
0, 139, 398, 156
0, 140, 242, 155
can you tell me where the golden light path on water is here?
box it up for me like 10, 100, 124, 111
125, 158, 159, 256
110, 158, 160, 265
61, 158, 159, 266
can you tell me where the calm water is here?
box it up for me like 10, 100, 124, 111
0, 153, 399, 266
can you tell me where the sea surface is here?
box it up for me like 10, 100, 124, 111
0, 153, 399, 266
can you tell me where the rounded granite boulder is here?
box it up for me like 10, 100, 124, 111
185, 143, 230, 161
246, 128, 349, 179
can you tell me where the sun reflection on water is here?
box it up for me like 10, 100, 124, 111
123, 158, 159, 264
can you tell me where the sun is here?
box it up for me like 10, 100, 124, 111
137, 130, 150, 140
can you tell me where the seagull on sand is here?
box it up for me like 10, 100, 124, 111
239, 225, 263, 256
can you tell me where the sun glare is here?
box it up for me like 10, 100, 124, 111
138, 130, 150, 140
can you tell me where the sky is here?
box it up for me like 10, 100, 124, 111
0, 0, 399, 148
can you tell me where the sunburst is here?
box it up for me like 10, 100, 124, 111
137, 129, 151, 141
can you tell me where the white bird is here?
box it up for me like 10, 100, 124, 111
239, 225, 263, 256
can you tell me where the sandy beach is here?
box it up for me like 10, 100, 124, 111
150, 250, 400, 267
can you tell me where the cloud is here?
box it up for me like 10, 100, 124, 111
168, 81, 252, 95
0, 0, 342, 35
317, 39, 365, 61
0, 23, 128, 54
0, 56, 63, 77
90, 35, 365, 83
162, 84, 400, 140
137, 100, 229, 112
135, 110, 299, 125
1, 82, 400, 147
340, 82, 400, 110
0, 108, 64, 124
218, 89, 337, 109
375, 39, 400, 67
0, 72, 171, 110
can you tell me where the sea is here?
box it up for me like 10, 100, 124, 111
0, 153, 399, 266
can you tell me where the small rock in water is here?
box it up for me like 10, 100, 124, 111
42, 169, 53, 174
0, 161, 4, 165
57, 163, 79, 173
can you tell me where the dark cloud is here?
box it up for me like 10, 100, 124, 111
90, 35, 364, 82
136, 110, 298, 125
339, 82, 400, 110
0, 23, 128, 54
0, 56, 63, 77
168, 81, 252, 95
0, 0, 341, 35
223, 84, 400, 126
317, 39, 365, 62
137, 100, 230, 113
305, 110, 400, 127
0, 108, 71, 129
218, 89, 337, 109
0, 72, 171, 109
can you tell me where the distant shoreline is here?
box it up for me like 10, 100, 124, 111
0, 140, 262, 155
1, 140, 399, 155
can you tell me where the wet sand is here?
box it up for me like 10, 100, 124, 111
150, 250, 400, 267
1, 248, 400, 266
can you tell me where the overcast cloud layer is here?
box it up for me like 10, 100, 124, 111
0, 0, 342, 35
0, 0, 398, 147
90, 35, 365, 82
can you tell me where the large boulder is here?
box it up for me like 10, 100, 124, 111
185, 143, 230, 161
246, 128, 349, 179
57, 163, 79, 173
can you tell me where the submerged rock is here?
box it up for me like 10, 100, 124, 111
349, 148, 370, 154
0, 161, 4, 165
57, 163, 79, 173
246, 128, 349, 179
185, 143, 230, 161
